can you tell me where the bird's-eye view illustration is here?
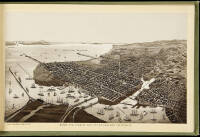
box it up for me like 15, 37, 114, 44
4, 11, 187, 123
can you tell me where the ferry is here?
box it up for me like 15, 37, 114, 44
130, 109, 139, 116
97, 109, 105, 115
13, 94, 19, 99
31, 83, 36, 88
124, 115, 131, 122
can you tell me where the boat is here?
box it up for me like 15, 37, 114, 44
60, 91, 66, 94
162, 114, 166, 120
124, 115, 131, 121
130, 109, 139, 116
9, 88, 12, 94
108, 113, 114, 120
31, 83, 36, 88
38, 93, 44, 96
68, 87, 75, 93
97, 109, 105, 115
139, 113, 144, 120
13, 94, 19, 99
21, 93, 24, 97
74, 98, 79, 102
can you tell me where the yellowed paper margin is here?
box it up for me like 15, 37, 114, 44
0, 4, 195, 133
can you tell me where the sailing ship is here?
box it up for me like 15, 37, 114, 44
108, 113, 114, 120
31, 83, 36, 88
130, 109, 139, 116
13, 94, 19, 99
124, 115, 131, 121
97, 109, 105, 115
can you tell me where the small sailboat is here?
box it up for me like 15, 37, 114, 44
143, 111, 148, 116
130, 109, 139, 116
151, 114, 157, 121
31, 83, 36, 88
53, 92, 57, 96
21, 93, 24, 97
124, 115, 131, 122
162, 114, 166, 120
108, 113, 114, 120
97, 109, 105, 115
13, 94, 19, 99
116, 111, 120, 117
9, 88, 12, 94
139, 113, 144, 120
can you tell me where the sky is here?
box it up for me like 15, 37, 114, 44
4, 12, 187, 43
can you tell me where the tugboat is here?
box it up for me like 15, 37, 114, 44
130, 109, 139, 116
108, 113, 114, 120
13, 94, 19, 99
124, 115, 131, 122
97, 109, 105, 115
31, 83, 36, 88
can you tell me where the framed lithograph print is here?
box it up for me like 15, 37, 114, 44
0, 2, 199, 136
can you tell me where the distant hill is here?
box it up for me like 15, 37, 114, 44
5, 40, 50, 46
